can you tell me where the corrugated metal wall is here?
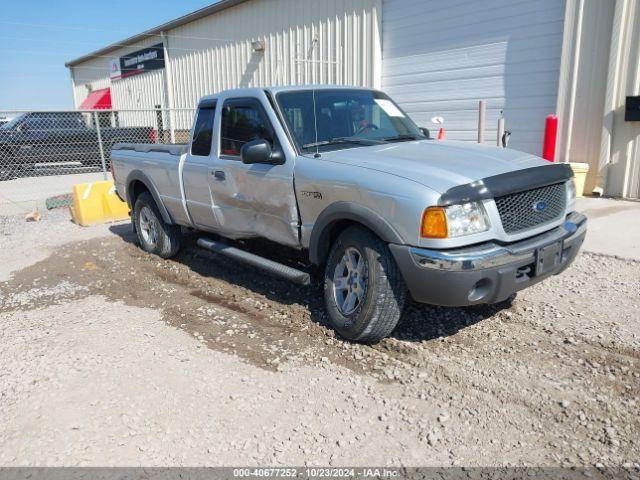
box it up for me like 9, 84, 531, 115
71, 36, 168, 127
557, 0, 640, 199
168, 0, 381, 111
72, 36, 166, 111
555, 0, 614, 195
70, 56, 111, 106
70, 0, 382, 129
381, 0, 566, 155
600, 0, 640, 199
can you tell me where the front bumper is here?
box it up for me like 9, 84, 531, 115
389, 212, 587, 307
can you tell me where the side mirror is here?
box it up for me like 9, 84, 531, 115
419, 127, 431, 139
240, 138, 285, 165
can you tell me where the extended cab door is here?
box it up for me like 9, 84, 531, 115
208, 94, 299, 247
182, 102, 220, 229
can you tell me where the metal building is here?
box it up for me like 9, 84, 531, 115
67, 0, 382, 112
66, 0, 640, 199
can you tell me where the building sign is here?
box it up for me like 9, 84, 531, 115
118, 43, 165, 79
109, 58, 121, 80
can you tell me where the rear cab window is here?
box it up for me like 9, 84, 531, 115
191, 106, 216, 157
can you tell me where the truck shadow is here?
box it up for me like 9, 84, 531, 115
109, 225, 513, 344
391, 300, 512, 342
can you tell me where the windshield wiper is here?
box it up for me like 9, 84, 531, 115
302, 137, 385, 149
383, 134, 425, 142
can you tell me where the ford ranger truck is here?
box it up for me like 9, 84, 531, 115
111, 86, 587, 343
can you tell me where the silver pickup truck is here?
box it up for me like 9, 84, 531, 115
111, 85, 586, 343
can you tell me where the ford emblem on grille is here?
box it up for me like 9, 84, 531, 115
532, 200, 548, 213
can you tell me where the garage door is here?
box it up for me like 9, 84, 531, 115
382, 0, 566, 155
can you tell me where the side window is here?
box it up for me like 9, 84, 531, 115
191, 107, 216, 157
220, 101, 273, 157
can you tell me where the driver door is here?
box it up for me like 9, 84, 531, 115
208, 96, 299, 247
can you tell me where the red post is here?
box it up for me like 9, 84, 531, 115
542, 114, 558, 162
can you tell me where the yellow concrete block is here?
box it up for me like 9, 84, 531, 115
102, 183, 131, 220
69, 180, 130, 226
569, 162, 590, 197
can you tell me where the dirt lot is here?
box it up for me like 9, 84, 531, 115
0, 210, 638, 467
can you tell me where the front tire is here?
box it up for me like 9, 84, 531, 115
323, 226, 407, 343
133, 191, 181, 258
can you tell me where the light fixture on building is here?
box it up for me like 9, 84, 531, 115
251, 40, 265, 52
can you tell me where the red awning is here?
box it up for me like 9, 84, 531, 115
79, 88, 112, 110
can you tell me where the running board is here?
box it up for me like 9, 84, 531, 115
197, 237, 311, 286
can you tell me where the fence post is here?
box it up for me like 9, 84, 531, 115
168, 109, 176, 144
155, 105, 163, 143
94, 111, 108, 180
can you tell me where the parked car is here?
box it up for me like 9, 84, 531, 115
0, 111, 153, 180
111, 85, 587, 343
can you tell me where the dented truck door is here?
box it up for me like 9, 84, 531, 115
208, 94, 299, 247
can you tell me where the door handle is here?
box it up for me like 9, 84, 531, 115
212, 170, 226, 180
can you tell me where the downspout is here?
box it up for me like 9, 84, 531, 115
161, 31, 176, 144
621, 3, 640, 198
597, 0, 629, 194
562, 0, 584, 164
371, 0, 383, 90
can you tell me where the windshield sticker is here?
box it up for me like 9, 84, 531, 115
374, 99, 405, 117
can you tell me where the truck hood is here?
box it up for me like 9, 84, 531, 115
320, 140, 549, 194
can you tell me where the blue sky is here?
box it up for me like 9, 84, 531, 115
0, 0, 217, 110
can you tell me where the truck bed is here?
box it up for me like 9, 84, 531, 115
111, 142, 191, 225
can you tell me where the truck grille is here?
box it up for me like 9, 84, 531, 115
495, 182, 566, 234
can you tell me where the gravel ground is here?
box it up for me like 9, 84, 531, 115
0, 209, 639, 467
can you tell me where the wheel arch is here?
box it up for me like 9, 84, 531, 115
308, 202, 405, 266
125, 170, 173, 225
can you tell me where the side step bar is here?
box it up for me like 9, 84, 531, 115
197, 237, 311, 286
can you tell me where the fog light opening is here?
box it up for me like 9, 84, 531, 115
468, 278, 492, 302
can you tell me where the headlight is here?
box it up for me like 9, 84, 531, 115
566, 179, 576, 205
421, 201, 490, 238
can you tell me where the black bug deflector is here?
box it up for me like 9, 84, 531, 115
438, 163, 573, 207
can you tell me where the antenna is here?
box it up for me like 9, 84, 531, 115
312, 88, 320, 158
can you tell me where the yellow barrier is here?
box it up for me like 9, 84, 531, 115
569, 162, 590, 197
69, 180, 130, 226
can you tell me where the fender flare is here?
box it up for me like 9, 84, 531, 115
125, 169, 174, 224
308, 202, 405, 265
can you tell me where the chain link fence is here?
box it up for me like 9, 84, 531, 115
0, 108, 196, 182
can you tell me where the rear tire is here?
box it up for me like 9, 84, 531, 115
133, 191, 181, 258
323, 226, 407, 343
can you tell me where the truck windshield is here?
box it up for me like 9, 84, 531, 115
0, 114, 26, 130
276, 89, 426, 153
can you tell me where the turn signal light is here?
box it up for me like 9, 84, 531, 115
421, 207, 448, 238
